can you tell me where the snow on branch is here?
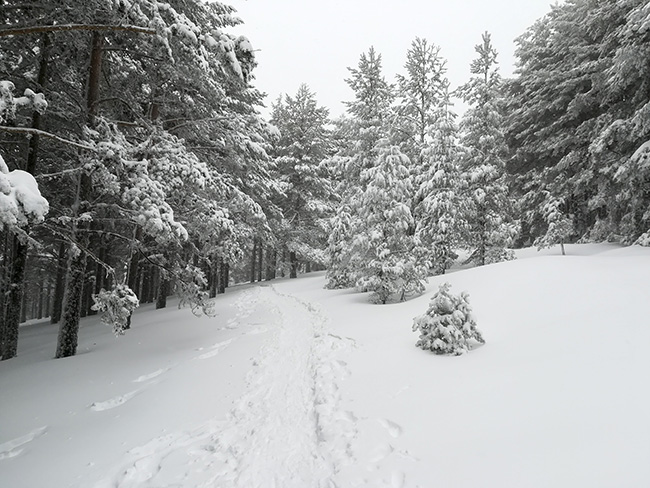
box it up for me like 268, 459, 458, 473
0, 155, 49, 230
0, 24, 156, 37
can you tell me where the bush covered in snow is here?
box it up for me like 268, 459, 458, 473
92, 284, 139, 336
412, 283, 485, 355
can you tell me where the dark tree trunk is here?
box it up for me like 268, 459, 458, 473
45, 282, 51, 318
265, 247, 276, 281
305, 262, 312, 273
209, 257, 218, 298
1, 236, 27, 359
89, 244, 107, 316
50, 240, 67, 324
257, 241, 263, 282
55, 32, 103, 359
1, 34, 50, 359
217, 256, 226, 294
290, 251, 298, 279
223, 263, 230, 290
155, 277, 168, 309
37, 280, 44, 319
79, 262, 92, 318
56, 241, 88, 358
250, 238, 258, 283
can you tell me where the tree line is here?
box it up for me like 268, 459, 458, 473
1, 0, 648, 359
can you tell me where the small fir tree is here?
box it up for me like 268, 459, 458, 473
534, 193, 573, 255
412, 283, 485, 355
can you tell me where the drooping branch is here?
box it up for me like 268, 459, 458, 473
0, 125, 95, 151
0, 24, 156, 37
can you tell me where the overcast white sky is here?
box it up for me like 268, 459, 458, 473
230, 0, 559, 117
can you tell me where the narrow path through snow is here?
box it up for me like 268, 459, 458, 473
97, 284, 356, 488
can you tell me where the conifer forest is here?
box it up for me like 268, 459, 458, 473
1, 0, 649, 361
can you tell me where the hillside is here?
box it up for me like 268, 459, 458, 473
1, 244, 649, 487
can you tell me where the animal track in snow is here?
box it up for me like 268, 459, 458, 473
0, 426, 47, 460
90, 391, 139, 412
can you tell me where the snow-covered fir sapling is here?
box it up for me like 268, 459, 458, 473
91, 284, 139, 336
412, 282, 485, 355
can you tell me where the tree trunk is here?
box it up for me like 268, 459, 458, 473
265, 247, 275, 281
1, 236, 27, 359
1, 34, 50, 360
45, 282, 51, 318
250, 238, 258, 283
56, 239, 88, 358
290, 251, 298, 279
155, 277, 168, 309
55, 31, 103, 359
51, 240, 67, 324
37, 280, 44, 319
257, 241, 263, 282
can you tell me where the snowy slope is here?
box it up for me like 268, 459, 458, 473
1, 244, 649, 487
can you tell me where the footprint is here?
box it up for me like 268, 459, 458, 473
90, 391, 139, 411
133, 369, 166, 383
378, 419, 403, 438
245, 327, 269, 336
0, 426, 47, 460
369, 443, 393, 464
196, 339, 233, 360
391, 470, 406, 488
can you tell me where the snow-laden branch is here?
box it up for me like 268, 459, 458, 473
0, 126, 95, 151
0, 24, 156, 37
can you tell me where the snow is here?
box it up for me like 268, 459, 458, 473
0, 156, 49, 229
1, 244, 650, 487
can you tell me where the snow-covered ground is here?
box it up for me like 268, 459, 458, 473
1, 243, 649, 487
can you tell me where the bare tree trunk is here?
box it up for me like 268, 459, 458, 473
45, 282, 51, 318
1, 236, 26, 359
37, 280, 44, 319
257, 241, 263, 282
50, 240, 66, 324
250, 238, 258, 283
155, 275, 168, 309
1, 34, 50, 360
290, 251, 298, 279
56, 31, 103, 358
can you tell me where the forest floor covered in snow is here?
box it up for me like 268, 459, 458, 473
1, 243, 650, 487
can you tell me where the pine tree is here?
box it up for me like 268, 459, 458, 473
457, 32, 516, 266
270, 84, 334, 276
414, 83, 464, 274
393, 37, 447, 172
352, 143, 427, 304
326, 48, 395, 289
412, 282, 484, 356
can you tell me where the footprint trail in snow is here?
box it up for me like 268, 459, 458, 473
98, 285, 357, 488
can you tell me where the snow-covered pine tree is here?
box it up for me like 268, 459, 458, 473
353, 143, 427, 304
270, 84, 334, 277
534, 192, 573, 255
343, 46, 395, 177
457, 32, 516, 266
414, 81, 464, 274
325, 48, 395, 289
393, 37, 447, 173
412, 282, 484, 355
